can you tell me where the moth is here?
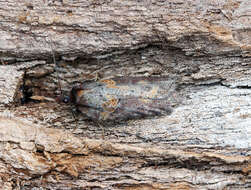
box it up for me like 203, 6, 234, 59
57, 76, 177, 123
49, 39, 177, 123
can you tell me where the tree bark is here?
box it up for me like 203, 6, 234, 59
0, 0, 250, 189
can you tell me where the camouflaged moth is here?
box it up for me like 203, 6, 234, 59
49, 39, 176, 123
57, 76, 176, 122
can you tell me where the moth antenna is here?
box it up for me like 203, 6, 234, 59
48, 37, 62, 95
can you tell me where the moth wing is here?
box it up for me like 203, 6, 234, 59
106, 96, 173, 121
73, 77, 176, 122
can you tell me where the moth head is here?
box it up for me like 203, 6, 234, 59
56, 93, 71, 104
49, 37, 78, 106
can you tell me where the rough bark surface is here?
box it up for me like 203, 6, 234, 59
0, 0, 250, 189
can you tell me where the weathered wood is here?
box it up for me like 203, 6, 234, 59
0, 0, 250, 189
0, 116, 250, 189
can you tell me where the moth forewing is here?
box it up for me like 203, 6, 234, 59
71, 76, 177, 122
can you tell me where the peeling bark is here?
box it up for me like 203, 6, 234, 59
0, 0, 250, 189
0, 116, 250, 189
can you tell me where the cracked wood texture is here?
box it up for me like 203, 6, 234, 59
0, 0, 250, 189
